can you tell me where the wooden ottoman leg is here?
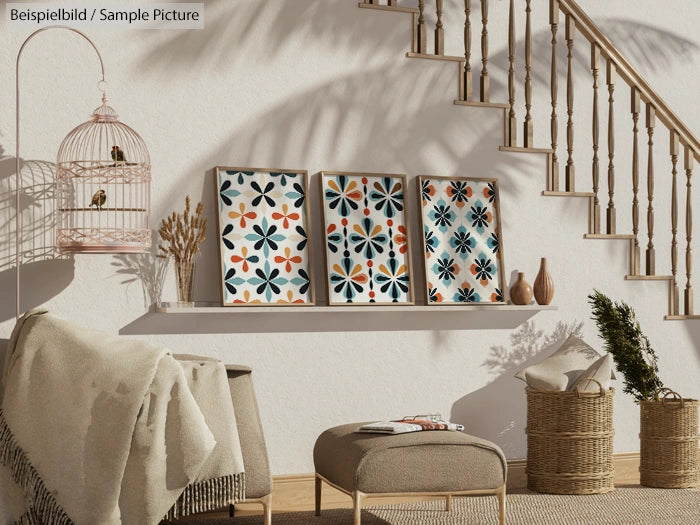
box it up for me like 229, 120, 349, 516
497, 484, 507, 525
261, 494, 272, 525
315, 474, 322, 516
445, 494, 452, 511
353, 490, 364, 525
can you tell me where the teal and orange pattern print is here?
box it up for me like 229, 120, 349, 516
321, 172, 413, 304
419, 176, 505, 304
216, 167, 314, 305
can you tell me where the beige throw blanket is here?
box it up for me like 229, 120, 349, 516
0, 310, 244, 525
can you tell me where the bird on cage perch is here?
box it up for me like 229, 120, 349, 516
90, 189, 106, 210
111, 145, 125, 163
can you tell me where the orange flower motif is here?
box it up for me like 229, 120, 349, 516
271, 203, 300, 229
228, 203, 257, 228
393, 225, 408, 254
233, 290, 262, 304
230, 246, 258, 273
277, 290, 305, 304
274, 246, 302, 273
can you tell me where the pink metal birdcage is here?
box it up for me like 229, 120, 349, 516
56, 94, 151, 253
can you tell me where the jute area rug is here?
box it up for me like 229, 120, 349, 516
180, 487, 700, 525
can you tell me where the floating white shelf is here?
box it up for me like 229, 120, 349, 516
156, 302, 557, 314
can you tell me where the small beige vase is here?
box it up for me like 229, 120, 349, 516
510, 272, 533, 305
534, 257, 554, 305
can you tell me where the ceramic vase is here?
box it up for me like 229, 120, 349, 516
534, 257, 555, 305
510, 272, 533, 305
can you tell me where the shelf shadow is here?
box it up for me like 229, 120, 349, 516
119, 308, 545, 335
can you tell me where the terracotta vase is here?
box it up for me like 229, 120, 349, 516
510, 272, 533, 305
534, 257, 555, 305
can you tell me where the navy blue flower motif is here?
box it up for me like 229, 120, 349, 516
325, 176, 361, 217
225, 170, 254, 185
221, 223, 235, 250
326, 224, 343, 254
270, 172, 296, 187
450, 225, 475, 259
470, 256, 494, 286
285, 182, 306, 208
446, 181, 472, 208
428, 199, 455, 233
330, 257, 368, 301
219, 179, 241, 208
469, 201, 492, 233
483, 182, 496, 203
291, 268, 311, 296
369, 177, 404, 218
491, 288, 504, 303
374, 258, 410, 301
454, 283, 481, 303
421, 180, 436, 205
251, 180, 277, 207
224, 266, 245, 296
424, 226, 438, 257
244, 217, 285, 258
248, 261, 288, 302
487, 232, 499, 253
428, 284, 443, 303
295, 225, 308, 251
432, 253, 459, 285
349, 218, 388, 259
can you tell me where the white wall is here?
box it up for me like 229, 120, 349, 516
1, 0, 699, 475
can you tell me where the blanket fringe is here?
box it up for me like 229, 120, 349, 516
0, 409, 74, 525
163, 472, 246, 520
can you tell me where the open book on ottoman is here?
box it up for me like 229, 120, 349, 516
358, 415, 464, 434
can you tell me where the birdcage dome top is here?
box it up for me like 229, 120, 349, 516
57, 94, 150, 167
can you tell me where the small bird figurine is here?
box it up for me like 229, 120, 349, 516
90, 189, 107, 210
111, 145, 125, 163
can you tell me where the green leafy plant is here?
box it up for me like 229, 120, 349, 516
588, 290, 663, 402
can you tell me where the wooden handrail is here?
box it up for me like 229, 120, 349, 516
557, 0, 700, 160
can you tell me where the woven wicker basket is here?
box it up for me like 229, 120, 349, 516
639, 389, 699, 488
526, 378, 615, 494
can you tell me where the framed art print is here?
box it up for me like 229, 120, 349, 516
215, 167, 315, 305
320, 171, 414, 305
418, 175, 506, 304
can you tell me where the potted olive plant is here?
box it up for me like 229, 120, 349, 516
588, 290, 698, 488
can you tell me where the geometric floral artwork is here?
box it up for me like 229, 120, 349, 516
320, 171, 414, 305
215, 167, 315, 305
418, 175, 506, 305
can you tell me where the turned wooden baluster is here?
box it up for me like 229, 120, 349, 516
417, 0, 427, 54
670, 131, 680, 315
549, 1, 559, 191
462, 0, 472, 101
631, 87, 641, 275
507, 0, 516, 146
591, 44, 601, 233
565, 14, 575, 191
435, 0, 444, 55
685, 146, 695, 315
606, 61, 616, 234
523, 0, 533, 147
646, 104, 656, 275
480, 0, 490, 103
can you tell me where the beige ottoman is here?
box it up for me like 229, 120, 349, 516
313, 423, 507, 525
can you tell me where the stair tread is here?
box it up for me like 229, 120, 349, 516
406, 52, 466, 62
499, 146, 555, 154
625, 275, 674, 281
454, 100, 509, 109
358, 3, 419, 14
542, 191, 595, 197
584, 233, 635, 239
665, 315, 700, 320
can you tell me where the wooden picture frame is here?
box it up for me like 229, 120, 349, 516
215, 166, 315, 306
320, 171, 415, 305
417, 175, 506, 305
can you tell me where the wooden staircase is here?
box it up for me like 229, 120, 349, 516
357, 0, 700, 320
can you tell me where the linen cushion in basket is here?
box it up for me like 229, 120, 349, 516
573, 353, 613, 392
515, 334, 613, 391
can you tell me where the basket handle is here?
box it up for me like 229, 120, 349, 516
573, 376, 605, 397
661, 388, 684, 407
